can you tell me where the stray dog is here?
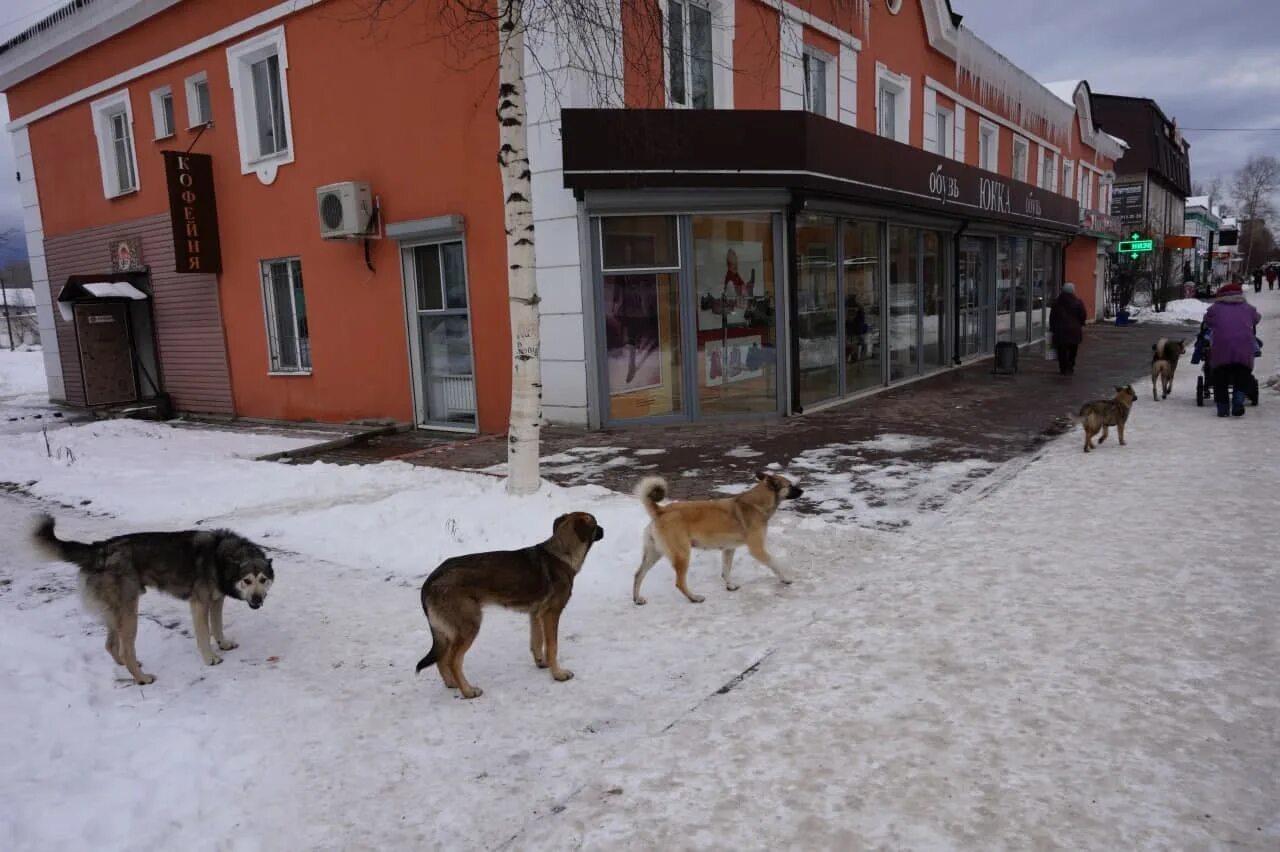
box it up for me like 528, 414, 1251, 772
31, 515, 273, 684
1071, 385, 1138, 453
415, 512, 604, 699
1151, 338, 1187, 401
632, 472, 803, 605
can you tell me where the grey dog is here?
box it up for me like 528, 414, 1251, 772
32, 515, 274, 684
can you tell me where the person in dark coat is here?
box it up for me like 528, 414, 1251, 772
1049, 281, 1088, 375
1251, 267, 1264, 292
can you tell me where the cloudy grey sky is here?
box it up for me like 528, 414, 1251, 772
0, 0, 1277, 234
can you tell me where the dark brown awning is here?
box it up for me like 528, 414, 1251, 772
561, 109, 1081, 234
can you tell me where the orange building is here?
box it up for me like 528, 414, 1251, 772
1, 0, 1125, 432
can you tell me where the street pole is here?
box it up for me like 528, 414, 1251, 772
0, 274, 13, 351
1204, 229, 1215, 295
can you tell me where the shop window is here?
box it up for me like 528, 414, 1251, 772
843, 220, 883, 394
922, 231, 946, 370
227, 26, 295, 181
261, 258, 310, 373
667, 0, 714, 109
876, 63, 909, 143
978, 120, 998, 171
185, 72, 213, 128
90, 90, 139, 198
600, 216, 684, 420
1011, 135, 1029, 182
150, 86, 175, 139
692, 214, 778, 416
802, 46, 836, 120
888, 226, 920, 381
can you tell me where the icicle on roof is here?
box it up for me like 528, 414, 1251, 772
955, 28, 1074, 144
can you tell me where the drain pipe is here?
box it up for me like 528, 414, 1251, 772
953, 220, 970, 365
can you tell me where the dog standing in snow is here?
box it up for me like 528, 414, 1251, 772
1151, 338, 1186, 401
1071, 385, 1138, 453
631, 472, 803, 605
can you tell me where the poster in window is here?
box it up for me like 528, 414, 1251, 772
604, 274, 662, 395
695, 239, 766, 331
704, 335, 764, 386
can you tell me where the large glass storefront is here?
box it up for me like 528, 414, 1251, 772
593, 210, 1060, 425
597, 213, 781, 423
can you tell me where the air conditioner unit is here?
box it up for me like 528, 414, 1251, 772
316, 181, 374, 239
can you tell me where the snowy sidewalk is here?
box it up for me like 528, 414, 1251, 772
1, 291, 1277, 851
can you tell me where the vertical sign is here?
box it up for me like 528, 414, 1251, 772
163, 151, 222, 274
1110, 181, 1146, 226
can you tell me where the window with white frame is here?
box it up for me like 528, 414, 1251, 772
1063, 160, 1075, 199
150, 86, 175, 139
802, 46, 836, 119
978, 120, 998, 171
876, 64, 909, 143
90, 90, 139, 198
1080, 170, 1093, 210
227, 27, 295, 180
1039, 150, 1056, 190
261, 258, 310, 373
667, 0, 714, 109
935, 105, 954, 158
185, 72, 212, 128
1011, 135, 1029, 182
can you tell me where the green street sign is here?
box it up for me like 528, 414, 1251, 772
1117, 238, 1154, 254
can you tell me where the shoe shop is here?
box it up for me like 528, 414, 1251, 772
561, 109, 1079, 426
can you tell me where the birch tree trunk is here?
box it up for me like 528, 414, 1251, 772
497, 0, 542, 495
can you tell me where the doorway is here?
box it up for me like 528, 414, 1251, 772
402, 239, 477, 430
958, 236, 993, 359
75, 301, 137, 406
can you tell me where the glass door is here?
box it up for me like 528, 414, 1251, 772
404, 240, 476, 428
843, 220, 883, 393
958, 237, 991, 359
997, 236, 1025, 343
795, 214, 840, 406
888, 225, 920, 381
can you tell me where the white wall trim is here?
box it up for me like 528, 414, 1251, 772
184, 70, 210, 129
924, 76, 1061, 156
779, 15, 804, 111
776, 1, 863, 51
837, 43, 857, 128
922, 86, 938, 152
953, 103, 966, 163
89, 88, 140, 199
6, 0, 325, 132
977, 116, 999, 171
225, 25, 295, 185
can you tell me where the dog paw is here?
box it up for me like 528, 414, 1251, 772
217, 639, 239, 651
725, 584, 740, 592
688, 594, 706, 604
533, 657, 549, 669
204, 653, 223, 666
633, 596, 648, 606
778, 577, 794, 585
133, 673, 156, 685
552, 669, 575, 682
460, 687, 484, 699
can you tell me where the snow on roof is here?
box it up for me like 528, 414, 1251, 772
82, 282, 147, 300
1043, 80, 1082, 106
1104, 131, 1129, 149
1186, 195, 1211, 209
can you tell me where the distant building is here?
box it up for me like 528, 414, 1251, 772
1182, 196, 1220, 283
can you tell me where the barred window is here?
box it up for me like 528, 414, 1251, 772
260, 258, 310, 372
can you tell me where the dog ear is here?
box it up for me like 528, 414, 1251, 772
552, 513, 570, 534
755, 471, 767, 481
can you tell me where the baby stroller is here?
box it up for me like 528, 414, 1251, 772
1191, 321, 1261, 408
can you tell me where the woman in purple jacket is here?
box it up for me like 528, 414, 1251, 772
1204, 281, 1262, 417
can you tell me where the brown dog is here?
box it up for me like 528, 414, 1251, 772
632, 472, 803, 605
1072, 384, 1138, 453
415, 512, 604, 699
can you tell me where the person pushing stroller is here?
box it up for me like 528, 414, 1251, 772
1200, 281, 1262, 417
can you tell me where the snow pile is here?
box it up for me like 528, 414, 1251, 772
1133, 298, 1208, 326
0, 348, 47, 401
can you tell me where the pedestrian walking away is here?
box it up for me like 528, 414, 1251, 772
1251, 268, 1263, 293
1267, 265, 1278, 291
1049, 281, 1087, 375
1204, 281, 1262, 417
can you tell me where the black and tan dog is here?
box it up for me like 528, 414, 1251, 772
31, 515, 274, 685
632, 472, 803, 605
1071, 385, 1138, 453
1151, 338, 1187, 401
415, 512, 604, 699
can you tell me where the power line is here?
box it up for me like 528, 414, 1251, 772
1180, 127, 1280, 132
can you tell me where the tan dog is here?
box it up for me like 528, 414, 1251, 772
632, 473, 803, 605
1151, 338, 1186, 401
1071, 385, 1138, 453
415, 512, 604, 699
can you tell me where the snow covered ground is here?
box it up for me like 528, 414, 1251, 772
0, 347, 63, 434
1130, 297, 1209, 327
1, 291, 1278, 850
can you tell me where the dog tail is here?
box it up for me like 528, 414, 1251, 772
634, 476, 669, 520
415, 631, 441, 674
31, 513, 97, 569
1067, 410, 1082, 426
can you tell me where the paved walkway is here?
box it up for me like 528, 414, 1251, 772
286, 320, 1186, 528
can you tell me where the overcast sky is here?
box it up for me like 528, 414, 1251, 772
0, 0, 1277, 234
